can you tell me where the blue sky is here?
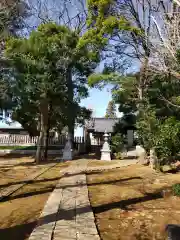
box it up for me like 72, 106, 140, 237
75, 87, 122, 136
81, 88, 112, 117
75, 87, 112, 136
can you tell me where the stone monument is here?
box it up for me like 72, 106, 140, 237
101, 131, 111, 161
150, 148, 158, 169
62, 136, 73, 161
136, 145, 148, 165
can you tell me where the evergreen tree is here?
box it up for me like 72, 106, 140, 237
105, 100, 117, 118
5, 22, 99, 163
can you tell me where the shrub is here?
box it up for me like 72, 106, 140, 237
136, 108, 159, 152
137, 107, 180, 162
154, 117, 180, 160
114, 152, 122, 159
111, 133, 124, 153
172, 183, 180, 196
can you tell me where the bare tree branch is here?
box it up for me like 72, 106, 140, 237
159, 94, 180, 109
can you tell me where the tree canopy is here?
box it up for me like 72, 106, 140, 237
5, 22, 98, 162
2, 0, 180, 166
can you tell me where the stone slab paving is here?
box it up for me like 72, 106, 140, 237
28, 160, 100, 240
54, 162, 100, 240
28, 180, 63, 240
28, 159, 138, 240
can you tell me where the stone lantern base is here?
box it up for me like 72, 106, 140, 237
101, 149, 111, 161
100, 131, 111, 161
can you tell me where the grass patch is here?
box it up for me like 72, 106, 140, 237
87, 164, 180, 240
88, 160, 121, 167
0, 161, 69, 240
172, 183, 180, 196
0, 161, 44, 189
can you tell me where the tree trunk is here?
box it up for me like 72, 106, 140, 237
137, 57, 149, 149
35, 113, 44, 164
138, 57, 149, 103
68, 118, 75, 147
66, 67, 75, 150
35, 99, 48, 163
43, 125, 50, 161
43, 102, 52, 161
85, 131, 91, 153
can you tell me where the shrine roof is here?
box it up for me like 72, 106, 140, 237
85, 118, 120, 133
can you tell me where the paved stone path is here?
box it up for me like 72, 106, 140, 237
29, 159, 137, 240
29, 160, 99, 240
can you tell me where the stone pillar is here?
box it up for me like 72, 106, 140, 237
2, 109, 5, 119
62, 136, 73, 161
127, 130, 134, 147
150, 148, 158, 169
101, 131, 111, 161
85, 131, 91, 153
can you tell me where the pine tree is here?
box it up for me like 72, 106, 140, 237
105, 100, 117, 118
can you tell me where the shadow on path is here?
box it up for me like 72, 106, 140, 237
0, 188, 163, 240
0, 177, 61, 189
0, 177, 142, 202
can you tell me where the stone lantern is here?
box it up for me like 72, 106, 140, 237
101, 130, 111, 161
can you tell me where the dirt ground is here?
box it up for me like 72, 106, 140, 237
87, 164, 180, 240
0, 157, 69, 240
88, 160, 122, 167
0, 157, 46, 191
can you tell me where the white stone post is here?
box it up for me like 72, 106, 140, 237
101, 131, 111, 161
2, 109, 5, 119
62, 136, 73, 161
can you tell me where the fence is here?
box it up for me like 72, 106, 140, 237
0, 135, 85, 146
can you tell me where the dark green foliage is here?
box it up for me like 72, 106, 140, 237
147, 74, 180, 120
111, 133, 124, 153
4, 21, 100, 162
112, 75, 138, 115
137, 109, 180, 161
105, 100, 117, 118
12, 102, 39, 137
0, 1, 30, 113
154, 118, 180, 160
76, 107, 92, 126
113, 114, 136, 136
0, 0, 29, 38
136, 108, 159, 152
172, 184, 180, 196
85, 0, 180, 165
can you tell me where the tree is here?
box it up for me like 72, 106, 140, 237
105, 100, 117, 118
0, 0, 29, 38
5, 22, 99, 163
0, 0, 30, 113
149, 2, 180, 80
12, 100, 40, 137
5, 23, 69, 163
85, 0, 174, 120
85, 1, 180, 163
